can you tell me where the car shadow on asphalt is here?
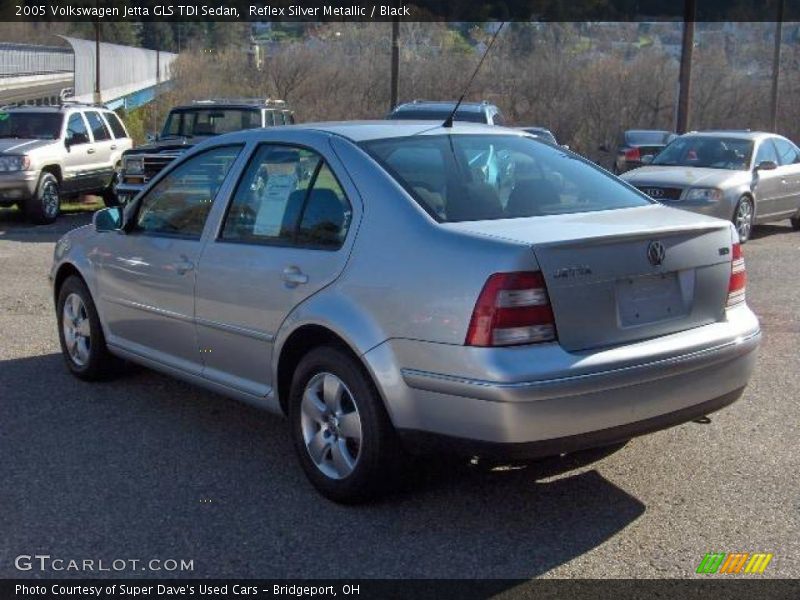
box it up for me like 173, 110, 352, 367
1, 353, 645, 580
750, 221, 797, 241
0, 209, 93, 243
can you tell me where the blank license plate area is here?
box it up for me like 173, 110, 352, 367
616, 272, 686, 327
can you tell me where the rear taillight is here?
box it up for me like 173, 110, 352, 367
624, 147, 641, 161
465, 272, 557, 347
726, 243, 746, 308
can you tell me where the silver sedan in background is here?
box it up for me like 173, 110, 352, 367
51, 122, 760, 502
621, 131, 800, 242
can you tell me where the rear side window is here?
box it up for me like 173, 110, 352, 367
85, 111, 111, 141
105, 112, 128, 139
362, 134, 652, 222
222, 144, 351, 249
492, 111, 506, 126
134, 145, 243, 238
773, 138, 800, 166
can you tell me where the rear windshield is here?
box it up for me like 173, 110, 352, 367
651, 136, 753, 170
0, 111, 63, 140
625, 130, 671, 145
361, 134, 652, 222
387, 108, 486, 123
161, 108, 261, 138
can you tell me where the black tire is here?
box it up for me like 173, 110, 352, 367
791, 215, 800, 231
101, 164, 122, 207
24, 172, 60, 224
733, 195, 755, 243
56, 275, 122, 380
288, 345, 401, 503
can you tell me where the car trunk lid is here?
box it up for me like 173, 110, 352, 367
443, 205, 733, 352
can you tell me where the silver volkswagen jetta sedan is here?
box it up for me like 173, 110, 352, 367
51, 122, 761, 502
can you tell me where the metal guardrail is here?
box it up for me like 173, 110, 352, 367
0, 43, 74, 78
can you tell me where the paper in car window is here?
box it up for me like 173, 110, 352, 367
253, 172, 297, 237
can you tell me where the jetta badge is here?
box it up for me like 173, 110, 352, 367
647, 241, 666, 266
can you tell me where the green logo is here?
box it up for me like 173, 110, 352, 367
0, 112, 9, 121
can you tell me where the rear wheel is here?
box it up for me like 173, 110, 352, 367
733, 196, 754, 243
288, 346, 401, 503
57, 275, 122, 380
24, 172, 60, 224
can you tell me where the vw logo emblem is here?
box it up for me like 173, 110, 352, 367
647, 241, 666, 266
644, 188, 664, 198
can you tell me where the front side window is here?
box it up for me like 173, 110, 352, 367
773, 138, 800, 166
66, 113, 90, 145
652, 136, 753, 170
362, 134, 652, 222
222, 145, 351, 249
134, 145, 243, 238
85, 111, 111, 141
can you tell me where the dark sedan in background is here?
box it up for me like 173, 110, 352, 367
602, 130, 676, 174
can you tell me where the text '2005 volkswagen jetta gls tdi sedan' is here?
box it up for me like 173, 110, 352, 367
51, 122, 761, 502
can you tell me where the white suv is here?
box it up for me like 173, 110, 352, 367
0, 103, 133, 223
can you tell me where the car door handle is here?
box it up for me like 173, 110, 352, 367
87, 148, 96, 154
110, 144, 117, 150
282, 266, 308, 287
174, 257, 195, 275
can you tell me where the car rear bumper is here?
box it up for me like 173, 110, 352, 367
363, 305, 760, 453
0, 171, 38, 205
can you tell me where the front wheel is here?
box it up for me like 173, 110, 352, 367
57, 275, 122, 380
733, 196, 754, 243
288, 346, 401, 503
24, 172, 60, 224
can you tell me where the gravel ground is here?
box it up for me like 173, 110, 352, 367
1, 209, 798, 581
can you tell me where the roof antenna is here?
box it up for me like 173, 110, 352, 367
442, 22, 505, 128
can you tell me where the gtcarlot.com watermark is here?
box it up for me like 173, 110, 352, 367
15, 554, 194, 573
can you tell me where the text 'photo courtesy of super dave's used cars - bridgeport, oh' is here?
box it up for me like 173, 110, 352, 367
51, 121, 760, 503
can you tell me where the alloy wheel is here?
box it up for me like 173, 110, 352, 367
42, 180, 59, 219
735, 198, 753, 242
62, 293, 91, 366
300, 372, 363, 480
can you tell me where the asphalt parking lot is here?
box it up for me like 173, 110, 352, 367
1, 208, 798, 580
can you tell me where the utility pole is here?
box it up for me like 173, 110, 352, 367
676, 0, 696, 134
769, 0, 785, 132
390, 18, 399, 111
93, 21, 101, 104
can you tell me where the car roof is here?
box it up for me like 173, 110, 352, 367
393, 101, 491, 113
211, 121, 523, 144
682, 130, 773, 141
170, 104, 290, 111
626, 129, 671, 135
299, 120, 515, 142
2, 105, 108, 113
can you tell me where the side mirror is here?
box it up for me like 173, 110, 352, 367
641, 154, 654, 165
755, 160, 777, 171
598, 144, 609, 153
93, 207, 123, 232
146, 132, 158, 143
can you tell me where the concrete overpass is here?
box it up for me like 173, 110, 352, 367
0, 39, 178, 109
